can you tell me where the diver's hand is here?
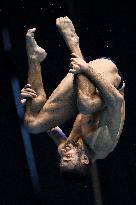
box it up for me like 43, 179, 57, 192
21, 84, 37, 104
69, 53, 89, 74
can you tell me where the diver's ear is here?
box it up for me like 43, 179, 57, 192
81, 154, 89, 165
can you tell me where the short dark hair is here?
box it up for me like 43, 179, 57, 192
60, 159, 91, 184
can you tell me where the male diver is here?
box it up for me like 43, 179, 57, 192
21, 17, 125, 181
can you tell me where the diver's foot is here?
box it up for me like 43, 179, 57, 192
56, 16, 79, 50
26, 28, 47, 63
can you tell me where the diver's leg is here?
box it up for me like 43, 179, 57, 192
56, 17, 104, 114
25, 29, 78, 133
25, 28, 47, 113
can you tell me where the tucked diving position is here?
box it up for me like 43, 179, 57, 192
21, 16, 125, 181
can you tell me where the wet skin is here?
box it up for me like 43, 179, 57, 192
60, 143, 81, 168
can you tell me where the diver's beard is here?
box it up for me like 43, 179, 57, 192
64, 140, 79, 149
65, 140, 84, 155
62, 140, 84, 160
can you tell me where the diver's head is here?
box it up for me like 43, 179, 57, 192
59, 140, 91, 183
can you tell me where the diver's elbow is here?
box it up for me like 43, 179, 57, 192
24, 115, 41, 134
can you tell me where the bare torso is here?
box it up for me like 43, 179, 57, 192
75, 91, 125, 162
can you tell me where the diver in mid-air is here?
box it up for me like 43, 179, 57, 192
21, 16, 125, 181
